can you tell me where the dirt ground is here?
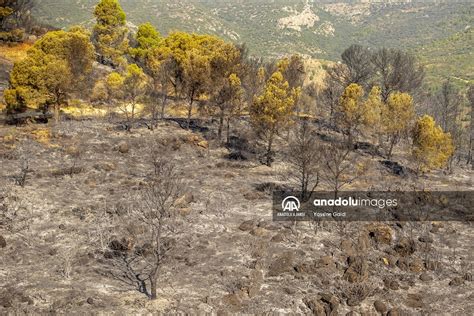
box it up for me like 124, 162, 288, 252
0, 118, 473, 314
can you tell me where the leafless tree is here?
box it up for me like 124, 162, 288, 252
372, 48, 424, 102
286, 119, 320, 201
433, 80, 463, 170
104, 159, 185, 300
340, 44, 374, 88
318, 73, 344, 126
319, 142, 366, 197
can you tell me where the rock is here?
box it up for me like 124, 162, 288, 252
419, 272, 433, 282
271, 233, 285, 243
365, 223, 393, 245
303, 297, 326, 316
86, 297, 95, 305
320, 293, 340, 313
117, 141, 129, 154
405, 293, 424, 308
239, 220, 256, 231
394, 237, 416, 257
383, 278, 400, 291
340, 239, 356, 257
374, 300, 388, 315
449, 277, 464, 286
344, 256, 368, 283
267, 252, 294, 276
418, 235, 433, 243
250, 227, 269, 237
174, 192, 194, 208
58, 224, 66, 230
0, 235, 6, 248
221, 293, 242, 312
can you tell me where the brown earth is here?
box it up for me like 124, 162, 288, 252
0, 118, 472, 314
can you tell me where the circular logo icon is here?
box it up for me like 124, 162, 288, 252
282, 196, 300, 212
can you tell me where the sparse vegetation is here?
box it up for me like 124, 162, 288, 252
0, 0, 472, 314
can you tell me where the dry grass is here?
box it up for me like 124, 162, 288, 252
0, 43, 31, 62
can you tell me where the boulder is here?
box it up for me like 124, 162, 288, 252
344, 256, 369, 283
419, 272, 433, 282
365, 223, 393, 245
117, 141, 130, 154
267, 252, 294, 276
374, 300, 388, 315
394, 237, 416, 257
303, 297, 326, 316
405, 293, 424, 308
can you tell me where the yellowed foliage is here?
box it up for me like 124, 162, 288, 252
0, 43, 31, 62
62, 104, 107, 117
31, 127, 51, 144
413, 115, 454, 172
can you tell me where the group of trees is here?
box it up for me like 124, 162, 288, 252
318, 44, 469, 172
4, 27, 95, 121
0, 0, 34, 42
2, 0, 468, 173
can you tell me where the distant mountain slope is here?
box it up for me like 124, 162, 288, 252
416, 27, 473, 89
32, 0, 473, 85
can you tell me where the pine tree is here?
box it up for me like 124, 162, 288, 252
251, 71, 299, 166
412, 115, 454, 172
92, 0, 128, 67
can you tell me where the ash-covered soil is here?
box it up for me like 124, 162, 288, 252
0, 118, 473, 314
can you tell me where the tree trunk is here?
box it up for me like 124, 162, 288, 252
54, 103, 60, 125
150, 277, 157, 300
226, 117, 231, 144
265, 127, 275, 167
471, 99, 474, 170
160, 94, 168, 120
387, 135, 397, 160
218, 106, 225, 142
186, 98, 194, 129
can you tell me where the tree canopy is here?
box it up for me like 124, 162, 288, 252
5, 28, 95, 117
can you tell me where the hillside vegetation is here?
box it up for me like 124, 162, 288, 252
32, 0, 473, 86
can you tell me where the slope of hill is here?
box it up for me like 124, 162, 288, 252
31, 0, 474, 84
416, 27, 473, 89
